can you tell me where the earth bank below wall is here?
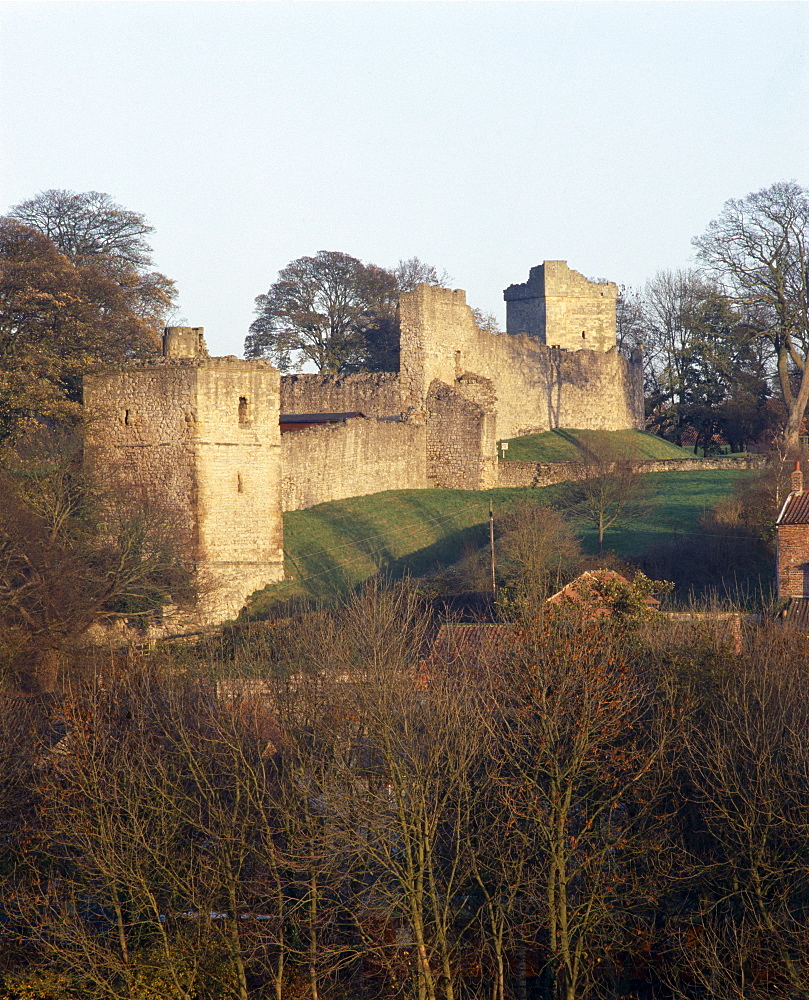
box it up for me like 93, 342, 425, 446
497, 455, 767, 488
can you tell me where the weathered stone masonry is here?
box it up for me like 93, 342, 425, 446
281, 416, 427, 511
282, 264, 644, 495
504, 260, 619, 352
399, 279, 643, 443
84, 339, 284, 624
85, 262, 645, 622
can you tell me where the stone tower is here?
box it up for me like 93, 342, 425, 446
83, 328, 284, 625
504, 261, 619, 352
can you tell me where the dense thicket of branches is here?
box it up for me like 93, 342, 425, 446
0, 427, 193, 692
2, 586, 808, 1000
693, 181, 809, 451
619, 270, 780, 453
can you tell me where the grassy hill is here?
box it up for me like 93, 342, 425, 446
244, 469, 760, 615
499, 429, 696, 462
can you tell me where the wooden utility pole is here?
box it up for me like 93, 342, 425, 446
489, 499, 497, 600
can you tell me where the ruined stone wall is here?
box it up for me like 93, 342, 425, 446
426, 380, 498, 490
84, 358, 284, 624
83, 364, 201, 546
280, 372, 415, 419
281, 417, 427, 511
497, 454, 767, 488
504, 261, 618, 352
399, 284, 643, 441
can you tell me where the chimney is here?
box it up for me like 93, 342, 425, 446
791, 460, 804, 496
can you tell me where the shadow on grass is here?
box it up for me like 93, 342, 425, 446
552, 428, 596, 459
244, 520, 493, 620
384, 522, 490, 580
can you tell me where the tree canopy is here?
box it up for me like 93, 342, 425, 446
0, 214, 169, 438
10, 189, 155, 274
8, 188, 176, 349
640, 270, 776, 452
245, 252, 448, 373
693, 180, 809, 450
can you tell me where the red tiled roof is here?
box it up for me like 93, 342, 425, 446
427, 623, 514, 668
679, 427, 729, 447
777, 491, 809, 525
546, 570, 659, 609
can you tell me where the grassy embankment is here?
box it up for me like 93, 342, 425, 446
497, 428, 698, 462
246, 461, 759, 616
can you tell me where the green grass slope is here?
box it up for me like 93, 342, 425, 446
245, 470, 758, 615
499, 429, 696, 463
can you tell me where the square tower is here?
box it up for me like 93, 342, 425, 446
504, 261, 618, 352
84, 355, 284, 625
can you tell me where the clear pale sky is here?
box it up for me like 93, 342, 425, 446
1, 1, 807, 357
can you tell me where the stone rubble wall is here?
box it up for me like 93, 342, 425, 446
84, 357, 284, 624
497, 454, 767, 488
426, 380, 498, 490
504, 260, 619, 352
83, 362, 201, 549
280, 372, 417, 419
399, 284, 643, 441
191, 362, 284, 617
281, 417, 427, 511
277, 283, 643, 497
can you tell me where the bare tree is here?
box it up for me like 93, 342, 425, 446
615, 285, 647, 358
392, 257, 451, 293
274, 583, 488, 1000
8, 190, 176, 344
246, 251, 399, 373
694, 181, 809, 450
10, 190, 155, 274
555, 445, 659, 556
14, 673, 219, 999
496, 501, 584, 608
665, 625, 809, 998
0, 218, 168, 439
0, 427, 193, 691
495, 613, 675, 1000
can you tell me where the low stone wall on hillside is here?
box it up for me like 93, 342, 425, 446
281, 416, 427, 511
497, 454, 768, 488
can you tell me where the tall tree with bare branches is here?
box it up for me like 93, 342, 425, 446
693, 181, 809, 450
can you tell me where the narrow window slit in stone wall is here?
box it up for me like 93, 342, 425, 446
237, 473, 244, 493
125, 409, 131, 425
239, 397, 249, 424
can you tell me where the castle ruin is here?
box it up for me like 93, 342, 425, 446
84, 262, 643, 623
83, 330, 284, 624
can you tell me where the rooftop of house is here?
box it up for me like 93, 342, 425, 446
546, 570, 660, 612
779, 597, 809, 628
